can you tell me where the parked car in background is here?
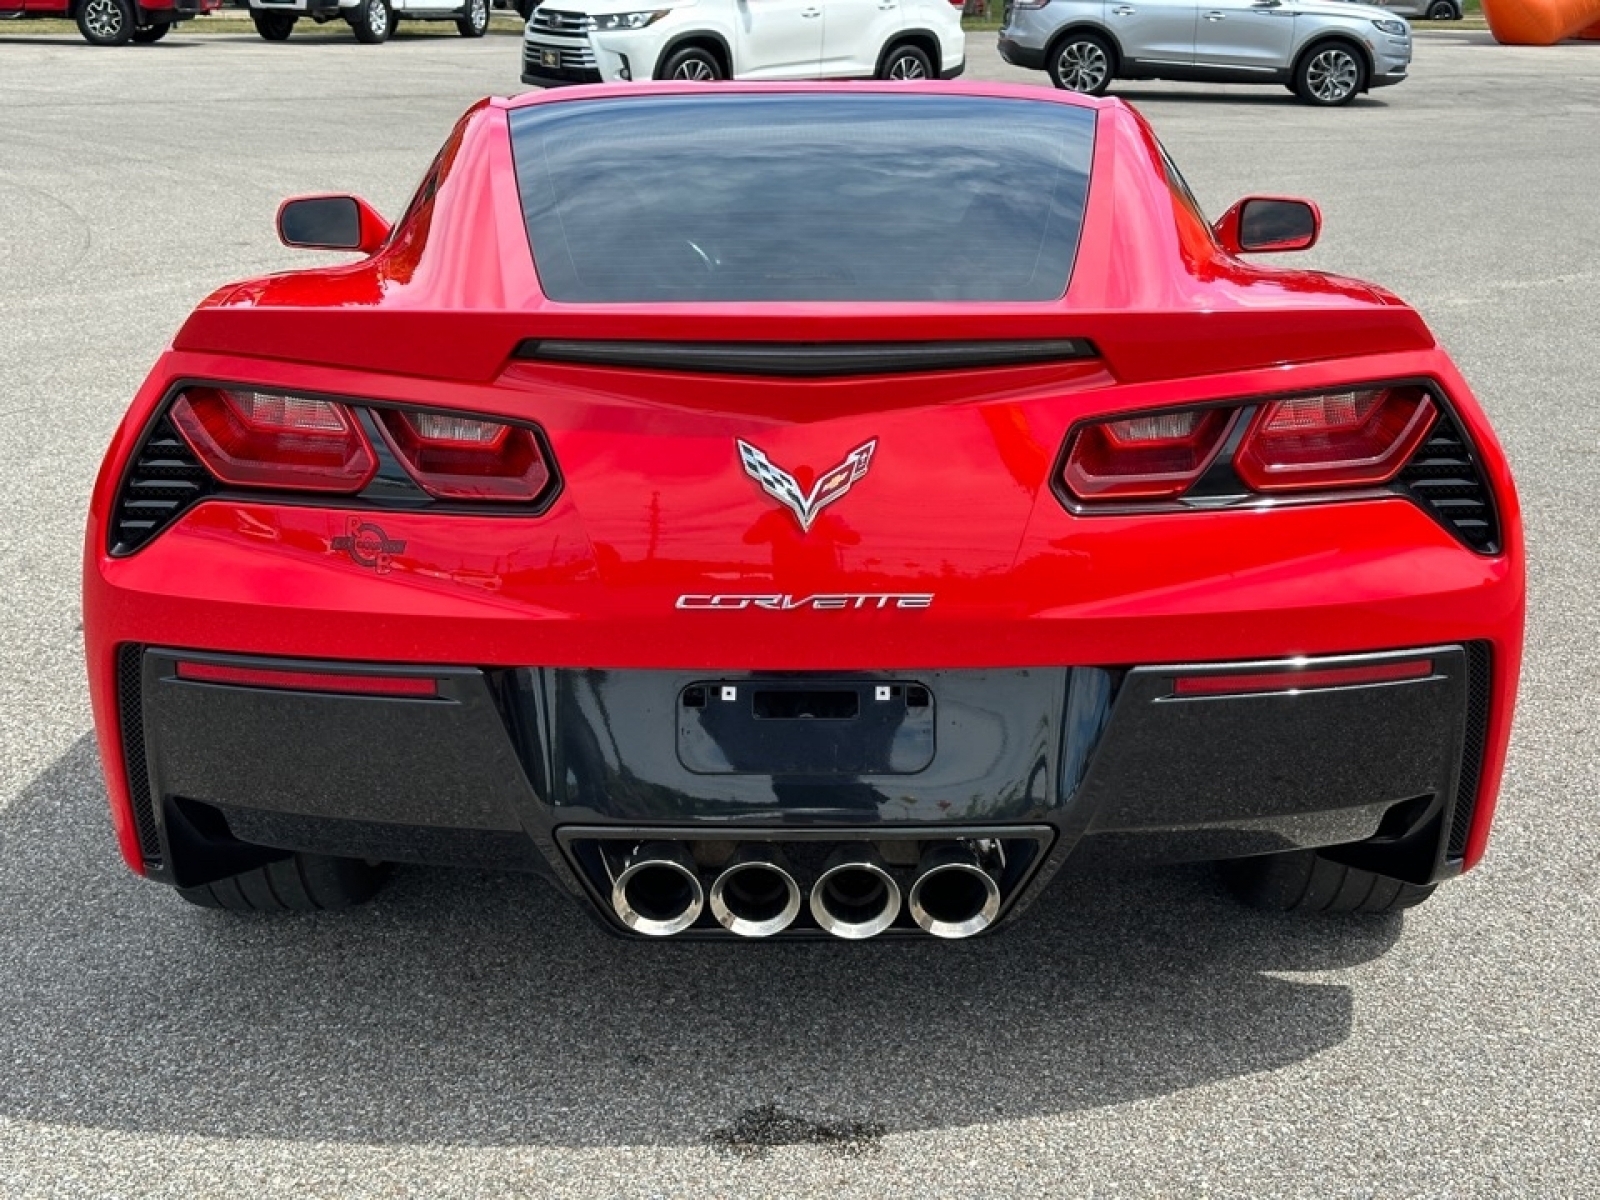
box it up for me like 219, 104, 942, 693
999, 0, 1412, 106
241, 0, 488, 42
0, 0, 219, 43
1362, 0, 1461, 18
521, 0, 965, 85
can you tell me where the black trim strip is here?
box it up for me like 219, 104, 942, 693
515, 339, 1099, 377
117, 644, 164, 871
1446, 641, 1491, 860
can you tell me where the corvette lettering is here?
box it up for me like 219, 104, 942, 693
676, 593, 934, 610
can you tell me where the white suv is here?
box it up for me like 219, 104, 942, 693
521, 0, 965, 86
244, 0, 490, 42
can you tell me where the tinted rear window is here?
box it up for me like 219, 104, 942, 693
508, 94, 1095, 303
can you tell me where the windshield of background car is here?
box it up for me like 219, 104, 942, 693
508, 94, 1096, 303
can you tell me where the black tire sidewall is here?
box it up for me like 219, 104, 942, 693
251, 9, 296, 39
457, 0, 488, 36
349, 0, 390, 42
131, 20, 169, 41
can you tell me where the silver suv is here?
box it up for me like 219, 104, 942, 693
999, 0, 1412, 106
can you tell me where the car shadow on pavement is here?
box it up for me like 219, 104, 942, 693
0, 735, 1403, 1148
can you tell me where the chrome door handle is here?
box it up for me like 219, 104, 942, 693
801, 5, 820, 13
1204, 9, 1224, 17
1112, 4, 1134, 13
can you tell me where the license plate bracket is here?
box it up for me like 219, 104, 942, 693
677, 679, 934, 776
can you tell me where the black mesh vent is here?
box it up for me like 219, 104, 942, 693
1396, 410, 1500, 554
1447, 641, 1492, 860
110, 416, 213, 556
116, 644, 163, 870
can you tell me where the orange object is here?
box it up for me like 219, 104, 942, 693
1482, 0, 1600, 43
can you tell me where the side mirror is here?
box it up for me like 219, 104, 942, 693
276, 194, 391, 254
1213, 196, 1321, 255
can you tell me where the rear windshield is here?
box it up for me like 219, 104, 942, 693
508, 94, 1095, 303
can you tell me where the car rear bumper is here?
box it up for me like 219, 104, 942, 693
108, 642, 1492, 937
997, 36, 1046, 70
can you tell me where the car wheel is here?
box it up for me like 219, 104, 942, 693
457, 0, 489, 35
1425, 0, 1458, 16
1047, 32, 1114, 96
348, 0, 391, 43
177, 854, 389, 913
1223, 851, 1437, 914
250, 9, 296, 39
1293, 40, 1366, 106
130, 20, 170, 41
660, 45, 723, 81
878, 43, 933, 80
76, 0, 135, 45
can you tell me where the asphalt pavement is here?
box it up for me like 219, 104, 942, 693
2, 26, 1598, 1199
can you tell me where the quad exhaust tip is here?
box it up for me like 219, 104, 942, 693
611, 842, 705, 937
907, 843, 1001, 940
709, 846, 803, 938
810, 846, 902, 940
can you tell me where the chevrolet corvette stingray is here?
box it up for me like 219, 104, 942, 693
83, 83, 1523, 939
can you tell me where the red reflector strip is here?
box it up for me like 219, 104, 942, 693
1173, 659, 1433, 697
175, 661, 438, 697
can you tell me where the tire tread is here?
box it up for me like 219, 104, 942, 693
1225, 851, 1437, 915
176, 854, 386, 913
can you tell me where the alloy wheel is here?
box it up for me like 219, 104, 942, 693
1056, 42, 1108, 93
83, 0, 124, 40
369, 0, 388, 36
672, 59, 716, 81
1306, 48, 1358, 103
888, 54, 927, 80
470, 0, 487, 30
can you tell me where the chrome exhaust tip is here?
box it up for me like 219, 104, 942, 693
709, 846, 802, 938
809, 847, 901, 940
611, 842, 704, 937
907, 844, 1001, 939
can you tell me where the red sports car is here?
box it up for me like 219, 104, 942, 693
83, 82, 1523, 940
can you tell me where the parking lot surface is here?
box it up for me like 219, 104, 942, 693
3, 28, 1599, 1199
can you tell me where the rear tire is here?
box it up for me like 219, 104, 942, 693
251, 9, 296, 39
457, 0, 489, 35
131, 21, 170, 41
659, 45, 722, 81
1047, 31, 1113, 95
1292, 40, 1366, 106
1223, 851, 1436, 914
177, 854, 388, 913
1425, 0, 1458, 16
76, 0, 135, 45
877, 43, 932, 80
348, 0, 391, 43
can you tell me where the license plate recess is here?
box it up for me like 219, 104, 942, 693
677, 679, 934, 775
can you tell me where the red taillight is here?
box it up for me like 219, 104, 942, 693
1173, 658, 1433, 696
170, 387, 376, 493
1233, 386, 1435, 492
175, 660, 438, 697
1061, 408, 1232, 501
377, 409, 552, 502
